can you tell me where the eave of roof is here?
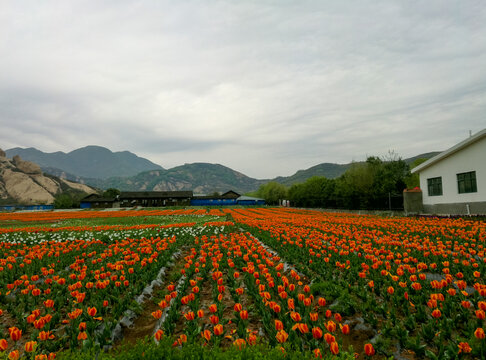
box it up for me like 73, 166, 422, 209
411, 128, 486, 174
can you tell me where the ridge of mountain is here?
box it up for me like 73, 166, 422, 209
5, 146, 164, 180
4, 146, 440, 194
102, 162, 266, 195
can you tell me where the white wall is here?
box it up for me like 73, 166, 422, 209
419, 138, 486, 205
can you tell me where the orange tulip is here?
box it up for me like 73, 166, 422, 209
431, 309, 441, 318
276, 330, 288, 343
324, 333, 335, 345
474, 327, 485, 339
184, 311, 195, 321
201, 330, 211, 342
325, 321, 336, 333
151, 310, 162, 319
0, 339, 7, 351
330, 341, 339, 355
214, 324, 223, 336
38, 331, 55, 340
197, 309, 204, 318
24, 341, 37, 352
476, 310, 486, 320
87, 307, 97, 317
234, 303, 242, 312
8, 350, 19, 360
77, 331, 87, 341
387, 286, 394, 295
290, 311, 301, 322
233, 338, 246, 349
275, 319, 284, 331
458, 342, 472, 354
209, 304, 217, 313
154, 329, 164, 341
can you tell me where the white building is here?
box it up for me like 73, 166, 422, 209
411, 129, 486, 215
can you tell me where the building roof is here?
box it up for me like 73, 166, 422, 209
237, 196, 264, 201
221, 190, 240, 199
119, 191, 193, 199
411, 128, 486, 174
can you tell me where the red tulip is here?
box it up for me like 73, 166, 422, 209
8, 327, 21, 342
312, 326, 323, 339
364, 343, 375, 356
239, 310, 248, 320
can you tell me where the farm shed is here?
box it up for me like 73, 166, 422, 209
80, 194, 115, 209
411, 128, 486, 215
118, 191, 193, 207
190, 190, 240, 206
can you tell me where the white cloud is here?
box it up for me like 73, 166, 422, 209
1, 0, 485, 178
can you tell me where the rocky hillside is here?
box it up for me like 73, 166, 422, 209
102, 163, 266, 194
0, 148, 97, 205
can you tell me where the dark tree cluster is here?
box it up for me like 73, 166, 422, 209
257, 153, 422, 210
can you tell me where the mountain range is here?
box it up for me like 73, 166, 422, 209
5, 146, 163, 179
5, 146, 440, 194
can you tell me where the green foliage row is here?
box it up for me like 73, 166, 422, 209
55, 337, 356, 360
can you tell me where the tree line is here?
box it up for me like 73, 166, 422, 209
255, 154, 426, 210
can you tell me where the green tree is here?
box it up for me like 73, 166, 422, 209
103, 188, 121, 198
54, 194, 74, 209
256, 182, 287, 205
405, 158, 427, 189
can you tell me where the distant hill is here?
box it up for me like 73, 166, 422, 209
273, 163, 352, 187
101, 163, 266, 195
403, 152, 440, 165
5, 146, 163, 179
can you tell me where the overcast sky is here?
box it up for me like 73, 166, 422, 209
1, 1, 485, 179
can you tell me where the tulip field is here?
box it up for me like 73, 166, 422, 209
0, 208, 485, 359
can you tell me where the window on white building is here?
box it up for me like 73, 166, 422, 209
457, 171, 477, 193
427, 177, 443, 196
